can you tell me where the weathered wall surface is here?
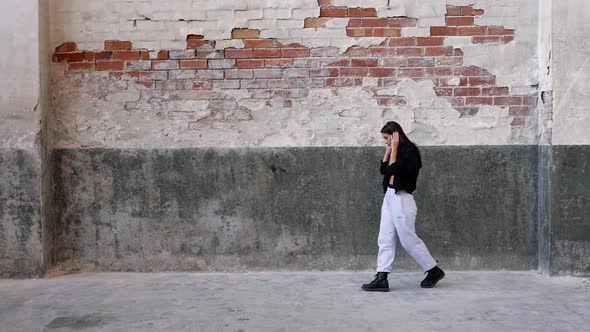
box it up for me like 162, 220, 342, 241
0, 0, 45, 278
50, 146, 537, 272
548, 0, 590, 276
0, 0, 41, 148
48, 0, 539, 148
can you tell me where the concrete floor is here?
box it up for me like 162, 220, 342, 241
0, 271, 588, 332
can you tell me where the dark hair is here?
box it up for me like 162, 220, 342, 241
380, 121, 413, 145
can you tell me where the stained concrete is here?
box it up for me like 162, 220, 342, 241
49, 146, 538, 273
550, 146, 590, 275
0, 149, 43, 278
0, 271, 588, 332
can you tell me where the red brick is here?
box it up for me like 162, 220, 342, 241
135, 81, 154, 89
348, 7, 377, 17
457, 26, 487, 36
435, 57, 463, 66
304, 17, 331, 28
225, 48, 253, 58
426, 67, 454, 76
265, 59, 293, 68
237, 59, 265, 68
361, 18, 389, 27
408, 58, 435, 67
523, 96, 538, 105
53, 52, 85, 62
96, 61, 125, 71
434, 87, 453, 96
340, 67, 368, 76
494, 96, 523, 105
343, 47, 368, 57
326, 77, 363, 87
398, 68, 425, 77
462, 6, 485, 16
446, 16, 474, 26
455, 66, 490, 76
69, 62, 94, 71
454, 87, 481, 96
454, 48, 464, 56
157, 51, 169, 60
187, 39, 215, 48
320, 6, 347, 17
231, 28, 260, 39
416, 37, 444, 46
509, 106, 532, 116
468, 76, 496, 86
351, 58, 378, 67
388, 38, 416, 47
473, 36, 501, 44
311, 68, 340, 77
55, 42, 77, 53
180, 60, 207, 69
369, 47, 389, 57
244, 39, 282, 48
394, 48, 423, 56
380, 57, 407, 67
282, 48, 310, 58
373, 28, 401, 37
425, 47, 454, 56
377, 97, 407, 107
324, 58, 350, 67
253, 48, 282, 58
431, 27, 458, 36
446, 5, 461, 16
346, 28, 373, 37
449, 97, 465, 107
388, 18, 418, 27
369, 68, 396, 77
113, 51, 140, 60
346, 18, 362, 27
487, 26, 513, 35
502, 36, 515, 43
466, 97, 493, 105
104, 40, 132, 51
482, 87, 510, 96
511, 117, 526, 126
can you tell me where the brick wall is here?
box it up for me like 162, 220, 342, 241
49, 0, 539, 148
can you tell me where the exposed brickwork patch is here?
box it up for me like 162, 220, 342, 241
52, 4, 532, 129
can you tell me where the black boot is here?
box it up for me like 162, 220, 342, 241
420, 265, 445, 288
362, 272, 390, 292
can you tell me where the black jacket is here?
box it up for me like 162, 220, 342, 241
381, 143, 422, 194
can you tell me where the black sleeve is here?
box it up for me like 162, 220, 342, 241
380, 160, 388, 175
385, 144, 420, 175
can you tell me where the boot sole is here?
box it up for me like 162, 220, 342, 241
420, 271, 445, 288
361, 287, 390, 292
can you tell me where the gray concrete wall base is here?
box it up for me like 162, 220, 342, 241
48, 147, 538, 273
0, 149, 43, 278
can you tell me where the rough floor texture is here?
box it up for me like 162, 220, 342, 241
0, 271, 588, 332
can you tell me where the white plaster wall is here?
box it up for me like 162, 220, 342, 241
0, 0, 41, 149
552, 0, 590, 145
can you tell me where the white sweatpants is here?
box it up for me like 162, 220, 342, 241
376, 187, 437, 272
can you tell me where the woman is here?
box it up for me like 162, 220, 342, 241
362, 121, 445, 292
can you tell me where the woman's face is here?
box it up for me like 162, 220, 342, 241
382, 133, 391, 146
